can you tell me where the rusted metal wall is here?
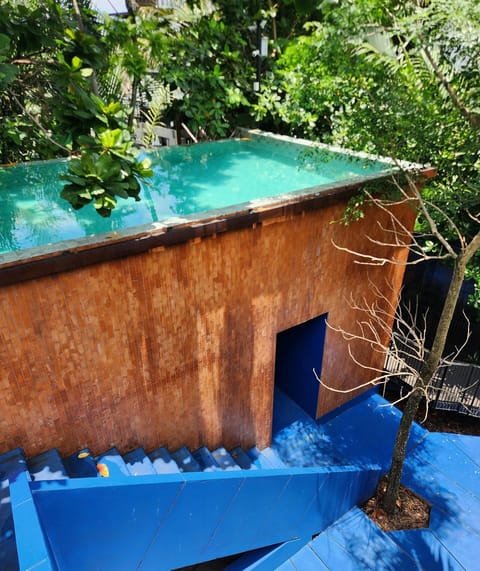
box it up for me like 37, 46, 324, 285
0, 200, 414, 456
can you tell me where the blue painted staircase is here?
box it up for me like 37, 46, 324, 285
25, 442, 265, 480
0, 437, 382, 571
5, 390, 477, 570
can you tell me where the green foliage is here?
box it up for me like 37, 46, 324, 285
101, 16, 149, 82
256, 0, 480, 297
61, 135, 152, 217
155, 7, 255, 138
0, 0, 153, 215
0, 34, 17, 88
466, 256, 480, 310
60, 95, 153, 217
140, 83, 172, 147
339, 193, 368, 225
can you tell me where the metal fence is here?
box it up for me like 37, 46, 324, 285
384, 341, 480, 418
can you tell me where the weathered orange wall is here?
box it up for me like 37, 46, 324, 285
0, 200, 414, 457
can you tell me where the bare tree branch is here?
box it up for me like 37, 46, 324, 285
420, 40, 480, 131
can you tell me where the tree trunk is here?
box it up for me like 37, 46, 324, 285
128, 78, 139, 129
267, 0, 277, 42
381, 248, 473, 513
125, 0, 140, 18
381, 387, 422, 513
71, 0, 99, 96
125, 0, 139, 129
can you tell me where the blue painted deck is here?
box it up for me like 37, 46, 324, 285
1, 388, 479, 569
282, 427, 480, 570
272, 389, 480, 570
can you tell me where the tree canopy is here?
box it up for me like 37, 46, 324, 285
255, 0, 480, 305
0, 0, 152, 216
1, 0, 478, 247
265, 0, 480, 516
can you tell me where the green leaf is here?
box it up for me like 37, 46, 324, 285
110, 185, 129, 199
65, 159, 85, 176
98, 129, 123, 149
71, 56, 83, 70
0, 63, 18, 86
102, 101, 123, 115
60, 173, 87, 186
0, 33, 10, 57
77, 134, 97, 147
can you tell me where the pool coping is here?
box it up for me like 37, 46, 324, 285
0, 130, 435, 286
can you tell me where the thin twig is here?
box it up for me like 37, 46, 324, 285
7, 89, 71, 154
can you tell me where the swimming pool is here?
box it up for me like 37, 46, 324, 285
0, 133, 396, 256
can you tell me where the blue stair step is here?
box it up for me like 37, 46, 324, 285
230, 447, 258, 470
192, 447, 221, 472
28, 448, 68, 481
123, 448, 156, 476
170, 446, 201, 472
446, 433, 480, 465
0, 448, 27, 571
149, 447, 181, 474
212, 447, 241, 471
63, 448, 99, 478
0, 448, 28, 485
321, 507, 418, 570
96, 447, 130, 478
248, 446, 286, 469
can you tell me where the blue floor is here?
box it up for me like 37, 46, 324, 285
272, 388, 427, 471
272, 388, 480, 570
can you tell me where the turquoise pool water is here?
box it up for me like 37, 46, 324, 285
0, 137, 391, 254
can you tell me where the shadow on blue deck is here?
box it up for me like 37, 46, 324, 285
271, 388, 480, 571
273, 387, 417, 470
272, 387, 427, 471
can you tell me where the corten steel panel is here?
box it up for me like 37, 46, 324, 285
0, 199, 415, 456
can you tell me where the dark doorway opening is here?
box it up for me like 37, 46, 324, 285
274, 313, 328, 418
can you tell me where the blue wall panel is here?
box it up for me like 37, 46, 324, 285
32, 476, 184, 571
300, 468, 380, 532
253, 472, 326, 541
275, 314, 327, 418
140, 472, 249, 569
26, 464, 380, 571
225, 538, 311, 571
9, 472, 54, 571
199, 472, 293, 562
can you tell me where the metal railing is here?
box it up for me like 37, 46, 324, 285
384, 340, 480, 418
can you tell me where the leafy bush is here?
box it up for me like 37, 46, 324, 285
61, 103, 152, 217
